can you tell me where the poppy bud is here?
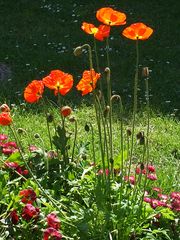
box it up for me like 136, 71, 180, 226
136, 131, 143, 139
0, 104, 10, 112
46, 113, 54, 123
103, 105, 110, 118
60, 106, 72, 117
17, 128, 25, 134
111, 95, 121, 102
142, 67, 149, 78
110, 158, 114, 164
84, 124, 90, 132
69, 116, 76, 123
126, 129, 132, 137
34, 133, 40, 139
140, 163, 145, 170
73, 46, 83, 56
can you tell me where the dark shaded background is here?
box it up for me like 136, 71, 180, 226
0, 0, 179, 114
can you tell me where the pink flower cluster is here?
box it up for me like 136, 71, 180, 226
144, 188, 180, 212
0, 134, 19, 155
44, 213, 62, 240
136, 164, 157, 181
5, 161, 29, 176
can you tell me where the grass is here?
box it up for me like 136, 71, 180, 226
0, 0, 179, 114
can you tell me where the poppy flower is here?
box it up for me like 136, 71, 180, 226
0, 134, 8, 142
19, 189, 37, 204
81, 22, 110, 41
0, 112, 12, 126
46, 213, 61, 230
122, 22, 153, 40
22, 203, 40, 221
76, 69, 101, 95
96, 7, 126, 26
24, 80, 44, 103
43, 70, 73, 96
124, 175, 135, 185
147, 173, 157, 181
43, 227, 62, 240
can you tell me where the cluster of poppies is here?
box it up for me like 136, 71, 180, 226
81, 7, 153, 41
24, 69, 101, 104
10, 188, 62, 239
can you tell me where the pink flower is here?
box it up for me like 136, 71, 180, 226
135, 167, 146, 175
152, 187, 162, 193
144, 197, 151, 203
19, 189, 37, 204
171, 199, 180, 212
0, 134, 8, 142
2, 141, 18, 155
158, 194, 169, 201
22, 203, 40, 221
170, 192, 180, 200
46, 213, 60, 230
10, 209, 19, 224
147, 165, 156, 173
124, 175, 135, 185
147, 174, 157, 181
28, 145, 39, 152
150, 199, 166, 209
5, 161, 19, 169
43, 227, 62, 240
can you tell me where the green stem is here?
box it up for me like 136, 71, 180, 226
71, 119, 77, 162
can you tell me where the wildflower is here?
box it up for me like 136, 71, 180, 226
122, 22, 153, 40
10, 209, 19, 224
135, 167, 146, 175
158, 194, 169, 201
0, 112, 12, 126
170, 192, 180, 200
124, 175, 135, 185
19, 189, 37, 204
144, 197, 151, 203
2, 141, 18, 155
171, 199, 180, 212
60, 106, 72, 117
22, 203, 40, 221
96, 7, 126, 26
81, 22, 110, 41
76, 69, 101, 95
24, 80, 44, 103
46, 213, 61, 230
0, 134, 8, 142
29, 145, 39, 152
0, 104, 10, 112
147, 165, 156, 173
152, 187, 162, 193
43, 70, 73, 96
147, 173, 157, 181
43, 227, 62, 240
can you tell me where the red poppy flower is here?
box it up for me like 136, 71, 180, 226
96, 7, 126, 26
43, 70, 73, 96
24, 80, 44, 103
19, 189, 37, 204
22, 203, 40, 221
46, 213, 61, 230
122, 22, 153, 40
0, 112, 12, 126
43, 227, 62, 240
76, 69, 101, 95
81, 22, 110, 41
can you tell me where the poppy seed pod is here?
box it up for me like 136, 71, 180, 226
142, 67, 150, 78
73, 46, 83, 56
60, 106, 72, 117
69, 116, 76, 123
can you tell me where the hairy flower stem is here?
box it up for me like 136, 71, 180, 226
127, 39, 139, 179
71, 119, 77, 162
106, 37, 110, 68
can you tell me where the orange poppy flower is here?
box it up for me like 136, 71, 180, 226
24, 80, 44, 103
96, 7, 126, 26
81, 22, 110, 41
122, 23, 153, 40
43, 70, 73, 96
76, 69, 101, 96
0, 112, 12, 126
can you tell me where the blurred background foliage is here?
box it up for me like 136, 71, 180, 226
0, 0, 179, 114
